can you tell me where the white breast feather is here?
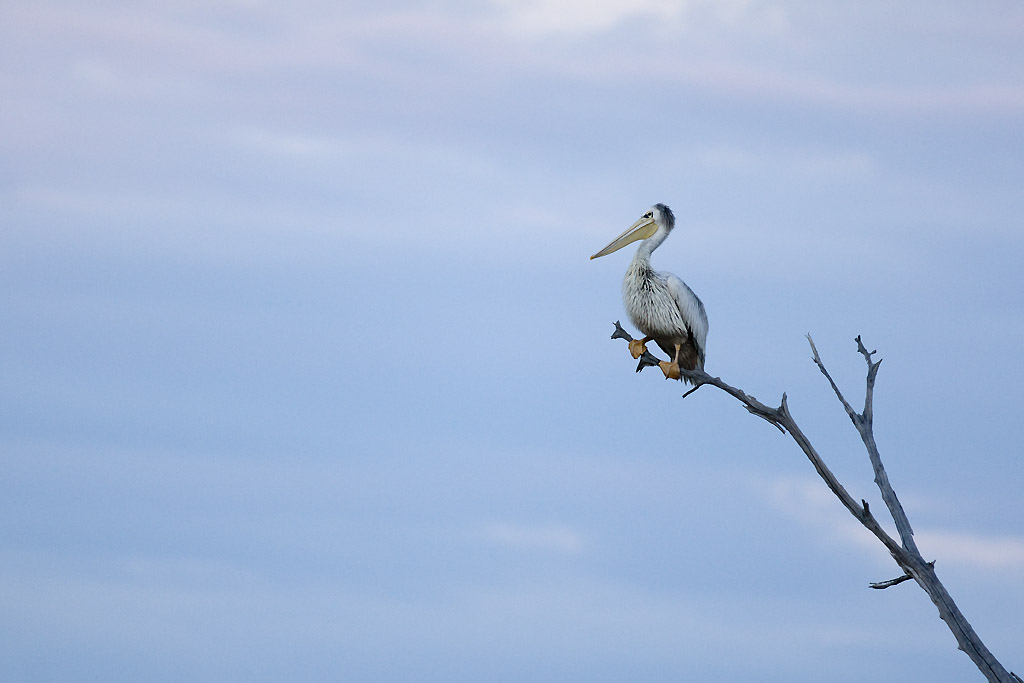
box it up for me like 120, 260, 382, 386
622, 264, 708, 362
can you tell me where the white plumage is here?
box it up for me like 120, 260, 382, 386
591, 204, 708, 379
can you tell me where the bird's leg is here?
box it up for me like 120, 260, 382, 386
659, 344, 682, 380
628, 336, 652, 359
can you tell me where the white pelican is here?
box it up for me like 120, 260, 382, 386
590, 204, 708, 381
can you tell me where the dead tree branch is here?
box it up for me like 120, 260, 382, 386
609, 323, 1018, 683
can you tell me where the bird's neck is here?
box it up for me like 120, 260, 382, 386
631, 227, 668, 269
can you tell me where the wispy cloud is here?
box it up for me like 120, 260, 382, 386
759, 476, 1024, 572
488, 0, 684, 36
695, 145, 876, 179
916, 530, 1024, 571
481, 521, 586, 554
10, 0, 1023, 119
486, 0, 786, 38
227, 125, 348, 160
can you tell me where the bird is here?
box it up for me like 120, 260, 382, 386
590, 203, 708, 381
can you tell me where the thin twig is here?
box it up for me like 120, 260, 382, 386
870, 573, 915, 589
680, 384, 703, 399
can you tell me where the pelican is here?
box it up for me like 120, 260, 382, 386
590, 204, 708, 381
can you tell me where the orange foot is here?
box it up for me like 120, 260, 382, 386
659, 361, 681, 380
628, 339, 648, 359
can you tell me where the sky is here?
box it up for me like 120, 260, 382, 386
2, 1, 1023, 681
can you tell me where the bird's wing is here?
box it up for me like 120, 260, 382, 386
666, 273, 708, 362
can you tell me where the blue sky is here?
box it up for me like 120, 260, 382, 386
2, 1, 1023, 680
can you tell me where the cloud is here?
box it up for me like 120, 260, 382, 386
227, 125, 349, 160
695, 145, 876, 180
12, 0, 1024, 122
916, 531, 1024, 571
70, 59, 122, 91
481, 521, 586, 554
487, 0, 686, 36
469, 1, 1024, 116
691, 65, 1024, 115
758, 476, 1024, 572
486, 0, 786, 38
759, 475, 879, 548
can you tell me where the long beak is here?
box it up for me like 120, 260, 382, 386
590, 216, 657, 259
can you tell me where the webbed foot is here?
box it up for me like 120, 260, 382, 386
659, 361, 681, 380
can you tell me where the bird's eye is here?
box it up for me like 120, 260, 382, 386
644, 212, 653, 218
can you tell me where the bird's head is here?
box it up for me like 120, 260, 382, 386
590, 204, 674, 260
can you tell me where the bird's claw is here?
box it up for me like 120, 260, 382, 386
628, 339, 648, 359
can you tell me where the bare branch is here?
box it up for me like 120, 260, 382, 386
607, 323, 1018, 682
810, 336, 917, 552
807, 334, 859, 424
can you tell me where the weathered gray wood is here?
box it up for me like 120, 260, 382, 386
807, 335, 917, 552
609, 323, 1019, 683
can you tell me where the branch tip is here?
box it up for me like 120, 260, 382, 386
681, 384, 702, 399
806, 334, 822, 363
610, 320, 631, 341
870, 573, 914, 589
